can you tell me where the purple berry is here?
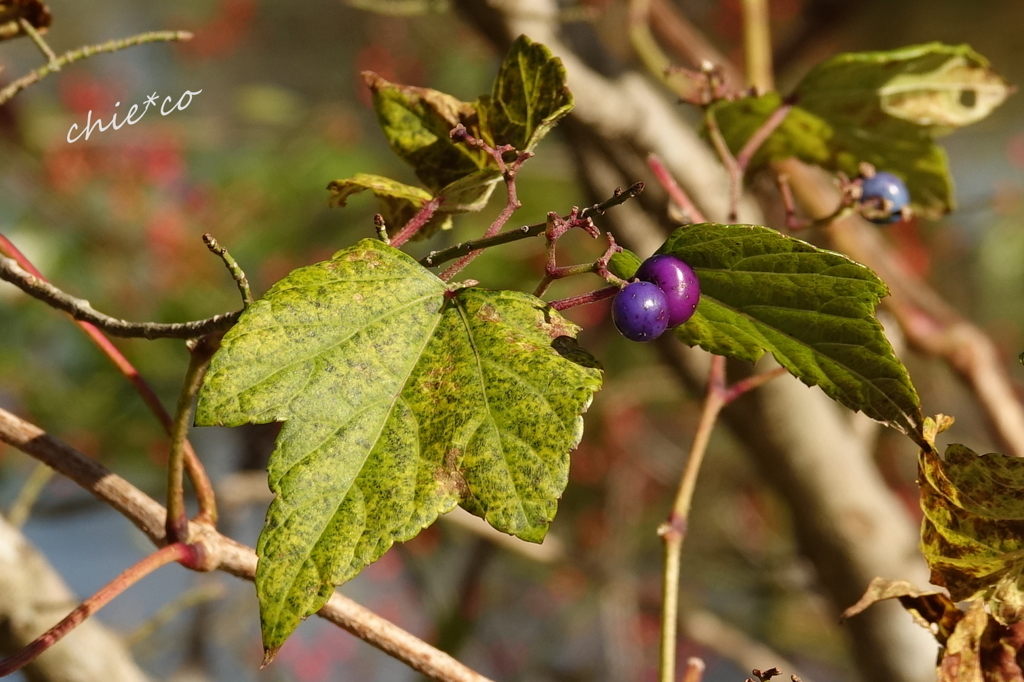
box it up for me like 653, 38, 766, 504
635, 254, 701, 328
860, 171, 910, 224
612, 281, 669, 342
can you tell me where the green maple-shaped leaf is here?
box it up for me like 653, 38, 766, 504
477, 34, 574, 153
663, 223, 925, 445
194, 239, 601, 658
364, 71, 489, 191
327, 173, 452, 239
708, 43, 1010, 218
920, 442, 1024, 624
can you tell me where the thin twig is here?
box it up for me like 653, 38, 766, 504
658, 355, 726, 682
648, 0, 743, 88
0, 406, 495, 682
741, 0, 773, 93
390, 197, 443, 248
0, 542, 198, 677
0, 235, 218, 524
203, 234, 253, 307
17, 17, 59, 69
658, 358, 787, 682
124, 581, 226, 648
0, 30, 193, 107
420, 183, 644, 269
549, 285, 619, 311
0, 254, 241, 339
647, 153, 706, 224
735, 104, 791, 173
6, 461, 54, 528
627, 0, 702, 101
704, 112, 742, 222
165, 336, 220, 543
437, 125, 532, 281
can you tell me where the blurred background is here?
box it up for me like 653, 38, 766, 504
1, 1, 1024, 681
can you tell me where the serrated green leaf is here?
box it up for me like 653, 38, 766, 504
607, 248, 642, 280
363, 71, 489, 191
477, 34, 573, 153
194, 239, 601, 656
708, 43, 1009, 218
919, 443, 1024, 623
661, 223, 924, 444
327, 173, 452, 239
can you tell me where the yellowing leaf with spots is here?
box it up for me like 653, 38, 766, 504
919, 442, 1024, 625
194, 239, 602, 659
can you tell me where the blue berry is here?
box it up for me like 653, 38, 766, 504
612, 281, 669, 342
860, 171, 910, 224
635, 254, 700, 328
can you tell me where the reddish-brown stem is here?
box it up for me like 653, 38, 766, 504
390, 197, 443, 248
549, 285, 619, 311
647, 153, 707, 224
723, 365, 788, 403
704, 113, 742, 223
438, 126, 531, 281
735, 104, 791, 173
0, 233, 218, 525
533, 274, 555, 298
0, 542, 200, 677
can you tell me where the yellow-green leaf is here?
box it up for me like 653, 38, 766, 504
195, 239, 601, 658
327, 173, 452, 239
919, 443, 1024, 623
363, 71, 488, 191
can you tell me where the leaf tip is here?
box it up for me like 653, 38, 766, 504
261, 646, 281, 668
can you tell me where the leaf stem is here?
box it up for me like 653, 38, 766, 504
0, 542, 199, 677
390, 196, 443, 248
0, 30, 193, 107
658, 356, 786, 682
17, 17, 59, 69
203, 234, 253, 307
0, 235, 218, 524
0, 253, 241, 339
420, 183, 644, 269
165, 335, 220, 542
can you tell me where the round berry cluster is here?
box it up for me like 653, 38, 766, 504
612, 255, 700, 342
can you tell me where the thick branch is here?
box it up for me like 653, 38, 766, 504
0, 255, 241, 339
0, 407, 493, 682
